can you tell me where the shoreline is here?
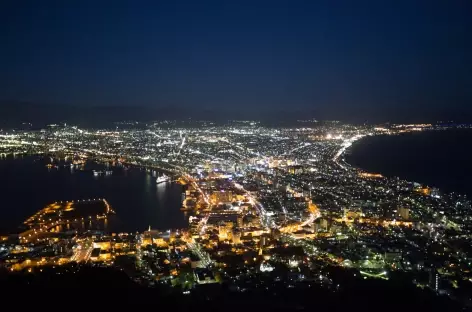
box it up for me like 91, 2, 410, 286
0, 157, 187, 233
334, 133, 371, 171
338, 129, 439, 174
339, 128, 472, 197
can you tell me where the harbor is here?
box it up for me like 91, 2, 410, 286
0, 156, 187, 234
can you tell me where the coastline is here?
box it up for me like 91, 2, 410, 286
0, 156, 187, 233
341, 129, 472, 197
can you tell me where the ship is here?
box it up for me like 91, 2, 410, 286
156, 173, 170, 185
93, 170, 113, 176
93, 170, 102, 177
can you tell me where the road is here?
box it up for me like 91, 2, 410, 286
182, 174, 212, 234
71, 240, 94, 262
187, 240, 212, 267
232, 183, 274, 228
281, 234, 318, 256
235, 180, 324, 260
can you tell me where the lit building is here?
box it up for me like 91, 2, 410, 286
232, 229, 241, 244
93, 241, 111, 250
210, 190, 233, 204
208, 211, 242, 228
99, 251, 112, 261
319, 218, 328, 231
430, 188, 441, 199
429, 268, 440, 292
218, 222, 233, 241
141, 229, 170, 247
343, 206, 362, 220
398, 207, 410, 220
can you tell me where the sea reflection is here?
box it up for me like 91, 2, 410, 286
0, 156, 186, 233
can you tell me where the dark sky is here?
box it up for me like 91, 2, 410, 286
1, 0, 471, 120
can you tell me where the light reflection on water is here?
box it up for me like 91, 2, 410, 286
0, 156, 187, 233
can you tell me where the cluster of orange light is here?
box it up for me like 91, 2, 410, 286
359, 172, 383, 178
360, 218, 412, 227
416, 187, 431, 196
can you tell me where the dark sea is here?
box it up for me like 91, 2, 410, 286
0, 156, 187, 234
346, 129, 472, 197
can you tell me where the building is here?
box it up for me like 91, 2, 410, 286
429, 268, 439, 292
344, 207, 362, 220
319, 218, 329, 231
288, 165, 304, 175
99, 250, 112, 261
330, 223, 342, 234
141, 229, 170, 247
211, 190, 233, 204
90, 248, 101, 261
232, 229, 241, 245
242, 214, 260, 227
195, 268, 217, 284
208, 211, 242, 228
430, 188, 441, 199
398, 207, 410, 220
218, 222, 233, 241
93, 240, 111, 250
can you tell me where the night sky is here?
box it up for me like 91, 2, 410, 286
1, 0, 471, 121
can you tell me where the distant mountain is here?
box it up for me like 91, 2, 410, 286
0, 101, 162, 128
0, 101, 471, 128
0, 101, 315, 128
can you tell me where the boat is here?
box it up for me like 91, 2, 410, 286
156, 173, 170, 184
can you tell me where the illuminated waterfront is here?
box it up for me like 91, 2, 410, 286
346, 129, 472, 197
1, 122, 471, 308
0, 156, 186, 233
